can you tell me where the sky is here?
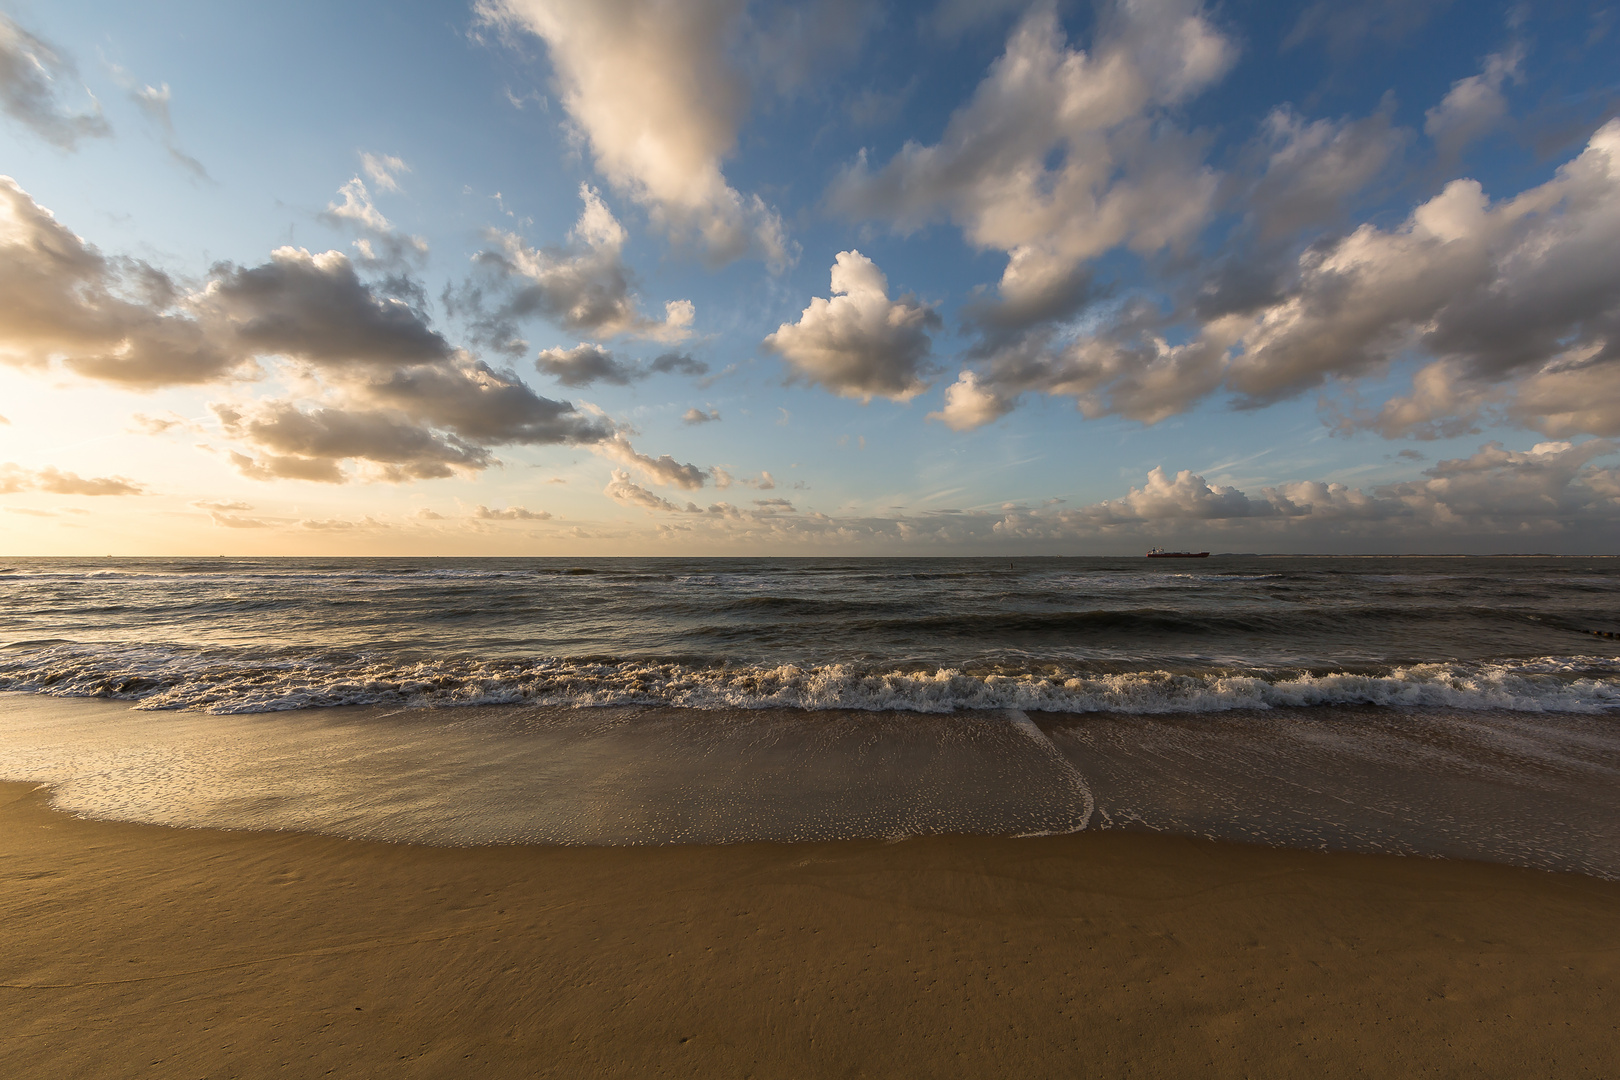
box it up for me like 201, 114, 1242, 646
1, 0, 1617, 556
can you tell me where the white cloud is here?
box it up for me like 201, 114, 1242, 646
948, 119, 1620, 438
831, 1, 1234, 328
928, 370, 1014, 430
763, 250, 939, 402
324, 177, 429, 268
478, 0, 789, 267
683, 407, 721, 424
1229, 120, 1620, 407
1, 178, 622, 489
456, 185, 695, 351
0, 177, 465, 388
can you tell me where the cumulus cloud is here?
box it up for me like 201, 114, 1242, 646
928, 370, 1015, 431
945, 119, 1620, 437
598, 435, 708, 489
0, 180, 460, 388
535, 343, 639, 386
217, 402, 492, 483
454, 185, 696, 353
683, 407, 720, 425
1, 463, 143, 496
648, 351, 708, 377
216, 356, 614, 486
473, 504, 551, 520
831, 2, 1234, 331
1, 178, 626, 489
533, 343, 709, 388
201, 246, 451, 371
0, 176, 236, 386
227, 451, 343, 484
1229, 121, 1620, 409
476, 0, 788, 267
763, 250, 939, 402
604, 468, 685, 513
0, 16, 109, 149
324, 175, 428, 269
360, 357, 613, 446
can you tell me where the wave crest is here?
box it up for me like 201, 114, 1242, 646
2, 644, 1617, 716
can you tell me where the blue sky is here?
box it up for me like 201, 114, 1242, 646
2, 0, 1618, 554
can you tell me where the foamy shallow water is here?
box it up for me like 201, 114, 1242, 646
2, 695, 1615, 879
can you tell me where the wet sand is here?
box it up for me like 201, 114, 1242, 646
2, 780, 1616, 1078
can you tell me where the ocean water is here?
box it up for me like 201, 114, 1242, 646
1, 556, 1617, 873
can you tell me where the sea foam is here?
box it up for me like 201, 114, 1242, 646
2, 643, 1616, 715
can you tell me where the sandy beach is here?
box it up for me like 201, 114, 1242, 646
2, 781, 1616, 1078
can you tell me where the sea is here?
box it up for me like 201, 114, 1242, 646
1, 555, 1617, 876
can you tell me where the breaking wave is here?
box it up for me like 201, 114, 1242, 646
2, 643, 1617, 716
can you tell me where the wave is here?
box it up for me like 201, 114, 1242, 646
1, 644, 1617, 716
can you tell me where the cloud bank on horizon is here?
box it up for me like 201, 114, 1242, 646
0, 1, 1617, 554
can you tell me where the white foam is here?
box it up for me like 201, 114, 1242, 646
2, 645, 1617, 716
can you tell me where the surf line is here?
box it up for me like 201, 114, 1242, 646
1004, 709, 1095, 835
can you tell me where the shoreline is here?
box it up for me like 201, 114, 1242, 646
4, 780, 1617, 1077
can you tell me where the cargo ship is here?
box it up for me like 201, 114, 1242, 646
1146, 548, 1209, 558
